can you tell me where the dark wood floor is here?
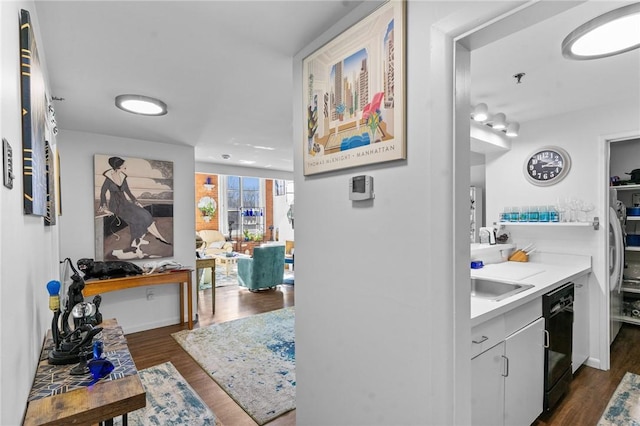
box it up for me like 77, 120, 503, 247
127, 285, 640, 426
534, 323, 640, 426
126, 284, 295, 426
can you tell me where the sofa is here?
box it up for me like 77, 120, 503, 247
237, 245, 285, 292
197, 230, 233, 256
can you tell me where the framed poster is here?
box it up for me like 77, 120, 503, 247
94, 155, 174, 260
302, 1, 406, 176
20, 9, 48, 215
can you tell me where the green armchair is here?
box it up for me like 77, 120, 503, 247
237, 245, 285, 291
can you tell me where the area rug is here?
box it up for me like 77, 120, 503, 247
199, 270, 295, 290
199, 267, 239, 290
598, 372, 640, 425
172, 307, 295, 425
115, 361, 219, 425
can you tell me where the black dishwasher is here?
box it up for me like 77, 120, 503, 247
543, 282, 574, 411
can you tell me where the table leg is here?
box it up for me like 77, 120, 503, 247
187, 274, 193, 330
179, 282, 184, 326
226, 260, 232, 276
211, 266, 216, 314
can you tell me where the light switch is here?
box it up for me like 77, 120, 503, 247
3, 138, 14, 190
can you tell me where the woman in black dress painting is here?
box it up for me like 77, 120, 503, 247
98, 156, 170, 257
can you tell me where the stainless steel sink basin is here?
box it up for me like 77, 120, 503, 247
470, 279, 534, 301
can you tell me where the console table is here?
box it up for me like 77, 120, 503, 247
83, 269, 194, 330
23, 319, 145, 425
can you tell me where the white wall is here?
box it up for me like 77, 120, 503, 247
57, 129, 196, 333
293, 1, 518, 424
485, 100, 640, 369
1, 2, 60, 424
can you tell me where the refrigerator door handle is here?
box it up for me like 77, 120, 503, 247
610, 206, 624, 292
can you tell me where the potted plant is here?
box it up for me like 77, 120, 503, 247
243, 229, 251, 241
198, 196, 216, 222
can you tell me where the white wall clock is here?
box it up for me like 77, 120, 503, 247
524, 146, 571, 186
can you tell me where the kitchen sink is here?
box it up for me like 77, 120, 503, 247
470, 279, 534, 301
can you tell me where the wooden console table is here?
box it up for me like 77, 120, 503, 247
83, 269, 194, 330
23, 319, 145, 425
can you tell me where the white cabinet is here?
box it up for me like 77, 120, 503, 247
471, 299, 544, 426
472, 342, 505, 426
504, 317, 545, 426
572, 275, 590, 372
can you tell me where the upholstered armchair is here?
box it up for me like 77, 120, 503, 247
237, 245, 285, 292
197, 230, 233, 256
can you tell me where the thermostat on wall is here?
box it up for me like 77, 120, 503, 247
349, 175, 374, 201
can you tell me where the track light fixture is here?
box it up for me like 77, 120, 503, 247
470, 104, 519, 137
491, 113, 507, 130
505, 122, 520, 137
472, 103, 489, 122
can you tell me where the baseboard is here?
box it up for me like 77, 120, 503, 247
585, 356, 603, 371
122, 317, 183, 334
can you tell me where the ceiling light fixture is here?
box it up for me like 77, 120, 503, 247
470, 104, 519, 137
562, 3, 640, 60
505, 122, 520, 137
472, 103, 489, 122
115, 94, 167, 116
490, 113, 507, 130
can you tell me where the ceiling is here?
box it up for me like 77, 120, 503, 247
470, 1, 640, 141
34, 0, 363, 173
34, 1, 639, 172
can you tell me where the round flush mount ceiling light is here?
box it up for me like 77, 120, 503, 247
562, 3, 640, 60
115, 94, 167, 116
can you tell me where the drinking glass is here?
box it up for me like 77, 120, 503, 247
539, 205, 549, 222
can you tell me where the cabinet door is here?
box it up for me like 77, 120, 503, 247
504, 317, 545, 426
472, 342, 505, 426
573, 274, 589, 372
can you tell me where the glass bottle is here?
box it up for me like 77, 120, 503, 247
529, 206, 539, 222
549, 205, 559, 222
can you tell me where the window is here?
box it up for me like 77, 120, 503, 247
225, 176, 264, 238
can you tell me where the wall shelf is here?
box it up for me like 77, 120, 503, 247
498, 218, 600, 230
612, 184, 640, 191
612, 315, 640, 325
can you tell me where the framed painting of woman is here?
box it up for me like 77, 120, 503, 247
94, 154, 174, 260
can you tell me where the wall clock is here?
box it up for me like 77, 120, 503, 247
524, 146, 571, 186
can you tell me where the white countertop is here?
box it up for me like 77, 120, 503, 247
470, 252, 592, 327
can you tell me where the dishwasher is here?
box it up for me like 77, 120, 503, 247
543, 282, 574, 411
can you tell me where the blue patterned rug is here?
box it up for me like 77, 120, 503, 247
115, 361, 218, 425
599, 372, 640, 425
198, 267, 239, 289
172, 307, 295, 425
199, 268, 294, 290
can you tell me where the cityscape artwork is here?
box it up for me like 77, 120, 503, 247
302, 1, 406, 176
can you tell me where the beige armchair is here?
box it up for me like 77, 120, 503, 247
198, 230, 233, 256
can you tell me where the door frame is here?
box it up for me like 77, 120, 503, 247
600, 130, 640, 369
